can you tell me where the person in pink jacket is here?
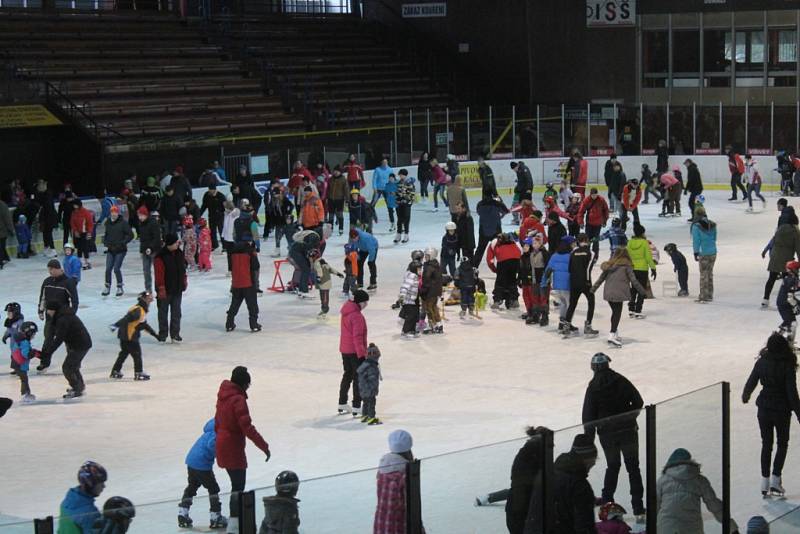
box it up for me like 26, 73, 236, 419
430, 157, 449, 212
338, 289, 370, 417
658, 171, 681, 217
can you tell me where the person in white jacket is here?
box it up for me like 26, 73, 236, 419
744, 154, 766, 212
221, 199, 240, 276
656, 448, 739, 534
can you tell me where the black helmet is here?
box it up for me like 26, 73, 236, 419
4, 302, 20, 315
275, 470, 300, 497
102, 496, 135, 531
19, 322, 38, 338
410, 250, 424, 261
407, 260, 422, 273
611, 217, 621, 227
590, 352, 611, 372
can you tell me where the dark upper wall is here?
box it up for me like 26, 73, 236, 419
640, 0, 800, 14
362, 0, 637, 106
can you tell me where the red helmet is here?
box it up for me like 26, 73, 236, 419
786, 260, 800, 273
598, 502, 626, 521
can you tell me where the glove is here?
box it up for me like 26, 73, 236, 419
742, 396, 749, 404
1, 334, 7, 345
761, 250, 767, 259
694, 253, 699, 262
336, 273, 344, 278
265, 449, 271, 463
30, 349, 41, 359
650, 269, 657, 281
109, 324, 118, 333
38, 311, 44, 321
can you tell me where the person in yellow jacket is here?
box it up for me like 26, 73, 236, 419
109, 291, 158, 381
627, 224, 657, 319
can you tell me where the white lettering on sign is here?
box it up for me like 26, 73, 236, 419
586, 0, 635, 27
401, 3, 447, 18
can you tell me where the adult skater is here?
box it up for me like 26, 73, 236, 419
742, 333, 800, 497
582, 353, 645, 516
417, 151, 432, 201
344, 153, 365, 192
762, 210, 800, 307
691, 207, 718, 303
199, 183, 226, 250
371, 158, 394, 216
744, 154, 767, 212
40, 300, 92, 398
656, 448, 738, 534
137, 207, 162, 293
577, 188, 610, 265
153, 234, 188, 342
338, 289, 369, 417
627, 224, 657, 319
374, 429, 421, 534
552, 434, 598, 533
102, 206, 133, 298
446, 175, 469, 223
511, 161, 534, 205
215, 366, 271, 530
619, 177, 641, 231
591, 247, 647, 347
655, 139, 669, 175
727, 148, 748, 201
36, 259, 78, 372
564, 233, 598, 337
477, 156, 497, 197
394, 169, 415, 244
683, 158, 704, 220
571, 151, 589, 198
225, 242, 261, 333
288, 228, 320, 297
57, 461, 107, 533
474, 194, 509, 266
326, 166, 348, 236
350, 228, 379, 291
454, 202, 475, 264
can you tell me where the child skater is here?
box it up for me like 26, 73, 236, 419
197, 218, 213, 272
342, 243, 359, 298
529, 233, 551, 326
566, 194, 582, 236
455, 257, 479, 320
596, 502, 631, 534
357, 343, 382, 425
542, 235, 575, 334
11, 321, 39, 403
109, 291, 158, 381
312, 252, 343, 318
62, 242, 82, 284
777, 260, 800, 342
441, 221, 459, 278
182, 215, 197, 271
398, 260, 422, 339
519, 237, 535, 322
178, 418, 228, 530
4, 302, 23, 375
664, 243, 689, 297
15, 214, 32, 258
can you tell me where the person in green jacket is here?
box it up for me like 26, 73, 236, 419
57, 461, 106, 534
627, 224, 657, 318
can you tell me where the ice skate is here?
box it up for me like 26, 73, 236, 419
434, 324, 444, 334
401, 233, 409, 243
226, 324, 236, 332
115, 286, 124, 297
134, 372, 150, 381
761, 299, 769, 309
422, 326, 434, 335
337, 404, 350, 415
250, 323, 262, 332
21, 393, 36, 404
172, 335, 183, 342
340, 291, 349, 299
209, 512, 227, 530
360, 415, 370, 423
63, 389, 84, 399
746, 206, 754, 213
101, 284, 111, 297
584, 322, 599, 337
297, 292, 315, 300
178, 508, 193, 528
607, 332, 622, 347
539, 313, 549, 327
317, 311, 327, 319
109, 370, 123, 380
770, 475, 786, 496
490, 301, 501, 310
474, 494, 489, 506
367, 284, 377, 292
393, 232, 401, 244
761, 476, 770, 497
563, 323, 579, 337
35, 364, 49, 374
470, 307, 482, 320
459, 309, 466, 319
271, 247, 281, 258
401, 332, 417, 340
631, 311, 646, 319
677, 289, 689, 297
367, 417, 383, 425
388, 223, 396, 232
351, 407, 361, 418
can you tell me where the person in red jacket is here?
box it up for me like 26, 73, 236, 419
620, 178, 642, 231
487, 233, 522, 310
572, 151, 589, 197
577, 188, 610, 262
288, 161, 314, 216
70, 199, 95, 269
215, 366, 271, 527
226, 242, 261, 333
520, 210, 547, 244
344, 153, 365, 190
338, 289, 369, 417
727, 149, 747, 201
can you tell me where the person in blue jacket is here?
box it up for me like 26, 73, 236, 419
370, 158, 394, 218
62, 243, 83, 284
349, 227, 379, 290
15, 214, 32, 258
178, 418, 227, 530
691, 207, 718, 303
542, 236, 576, 333
57, 461, 106, 534
383, 173, 398, 233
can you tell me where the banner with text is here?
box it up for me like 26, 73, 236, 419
586, 0, 635, 27
402, 2, 446, 18
0, 105, 62, 129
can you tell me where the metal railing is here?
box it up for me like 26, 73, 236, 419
41, 79, 123, 140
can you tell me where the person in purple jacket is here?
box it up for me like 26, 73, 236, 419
178, 418, 228, 530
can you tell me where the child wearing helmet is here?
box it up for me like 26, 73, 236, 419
441, 222, 459, 278
596, 502, 630, 534
14, 214, 31, 258
62, 242, 83, 283
566, 194, 582, 237
109, 291, 159, 381
398, 260, 422, 338
197, 218, 213, 272
179, 419, 227, 530
777, 260, 800, 339
11, 321, 39, 403
260, 470, 301, 534
95, 496, 136, 534
4, 302, 23, 375
58, 461, 107, 534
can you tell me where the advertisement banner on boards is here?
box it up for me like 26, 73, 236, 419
459, 163, 481, 188
586, 0, 635, 27
401, 2, 446, 18
0, 105, 62, 129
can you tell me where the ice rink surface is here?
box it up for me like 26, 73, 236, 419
1, 189, 800, 532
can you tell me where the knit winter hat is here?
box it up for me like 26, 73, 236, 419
767, 333, 790, 354
164, 233, 179, 246
231, 366, 251, 390
388, 429, 413, 453
633, 224, 646, 237
352, 289, 370, 304
47, 259, 62, 269
137, 206, 149, 217
746, 516, 769, 534
570, 434, 597, 460
367, 343, 381, 360
665, 448, 693, 468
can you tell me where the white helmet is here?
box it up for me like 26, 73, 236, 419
424, 247, 439, 260
445, 221, 457, 231
571, 192, 582, 201
63, 242, 75, 250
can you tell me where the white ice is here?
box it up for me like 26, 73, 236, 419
1, 189, 799, 533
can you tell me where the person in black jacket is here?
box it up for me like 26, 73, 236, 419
564, 234, 597, 337
417, 151, 432, 201
683, 158, 704, 220
36, 259, 79, 371
110, 291, 158, 381
477, 156, 497, 197
546, 212, 567, 256
655, 139, 669, 174
102, 206, 134, 297
57, 187, 76, 247
153, 234, 188, 342
454, 202, 475, 264
34, 181, 58, 257
552, 434, 598, 534
159, 185, 182, 237
137, 207, 162, 293
199, 184, 226, 250
582, 352, 645, 515
264, 186, 294, 258
41, 301, 92, 399
742, 333, 800, 496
